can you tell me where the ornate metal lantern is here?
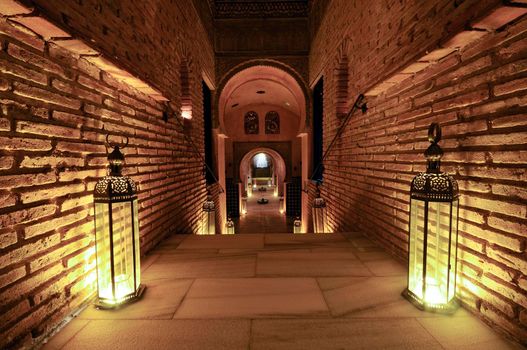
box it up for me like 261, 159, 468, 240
402, 123, 459, 312
201, 192, 215, 235
93, 138, 144, 308
293, 217, 302, 234
312, 183, 328, 233
225, 217, 235, 234
241, 196, 248, 215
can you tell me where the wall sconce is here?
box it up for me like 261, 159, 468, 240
279, 196, 285, 214
93, 136, 145, 308
293, 217, 302, 234
402, 123, 459, 312
225, 216, 235, 234
201, 191, 216, 235
312, 183, 328, 234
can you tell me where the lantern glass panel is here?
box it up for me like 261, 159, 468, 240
313, 206, 327, 233
95, 202, 112, 301
448, 199, 459, 301
202, 210, 215, 235
111, 201, 135, 301
293, 218, 302, 234
408, 199, 424, 300
133, 200, 141, 292
225, 219, 235, 234
425, 201, 452, 305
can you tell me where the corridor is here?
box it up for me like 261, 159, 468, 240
1, 0, 526, 348
42, 233, 520, 350
236, 186, 293, 234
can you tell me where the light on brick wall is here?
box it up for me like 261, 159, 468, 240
200, 192, 216, 235
402, 123, 459, 313
93, 137, 145, 308
312, 183, 329, 234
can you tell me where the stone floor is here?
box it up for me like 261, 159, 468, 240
42, 232, 522, 350
235, 187, 293, 233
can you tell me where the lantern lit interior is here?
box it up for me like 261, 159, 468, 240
225, 218, 235, 234
312, 200, 327, 234
94, 200, 141, 306
293, 218, 302, 234
407, 198, 459, 308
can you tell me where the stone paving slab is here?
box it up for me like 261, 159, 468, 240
174, 277, 329, 319
177, 234, 264, 249
256, 250, 370, 277
264, 232, 348, 245
250, 318, 444, 350
318, 276, 445, 318
44, 320, 251, 350
78, 279, 193, 320
144, 255, 256, 279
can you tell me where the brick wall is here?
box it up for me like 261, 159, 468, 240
310, 0, 527, 344
0, 2, 213, 348
21, 0, 215, 99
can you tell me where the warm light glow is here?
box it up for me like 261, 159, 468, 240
425, 283, 444, 305
293, 218, 303, 234
279, 209, 284, 214
181, 106, 192, 119
224, 219, 235, 235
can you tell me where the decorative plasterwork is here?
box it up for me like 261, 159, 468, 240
213, 1, 308, 18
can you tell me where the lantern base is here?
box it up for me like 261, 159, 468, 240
402, 288, 459, 314
95, 284, 146, 310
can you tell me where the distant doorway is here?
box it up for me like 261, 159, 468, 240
236, 149, 292, 233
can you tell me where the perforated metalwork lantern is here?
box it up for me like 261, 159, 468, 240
201, 193, 216, 235
93, 143, 144, 308
312, 184, 328, 233
241, 196, 248, 215
225, 217, 235, 235
402, 123, 459, 312
293, 217, 302, 234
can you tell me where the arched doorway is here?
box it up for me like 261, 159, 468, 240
239, 147, 287, 198
215, 63, 309, 233
236, 150, 290, 233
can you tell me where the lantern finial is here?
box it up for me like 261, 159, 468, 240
424, 123, 443, 173
106, 134, 129, 176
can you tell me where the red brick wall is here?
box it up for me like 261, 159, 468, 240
0, 4, 213, 348
310, 0, 527, 344
21, 0, 215, 99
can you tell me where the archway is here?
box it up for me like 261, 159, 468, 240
215, 62, 309, 233
239, 147, 287, 198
